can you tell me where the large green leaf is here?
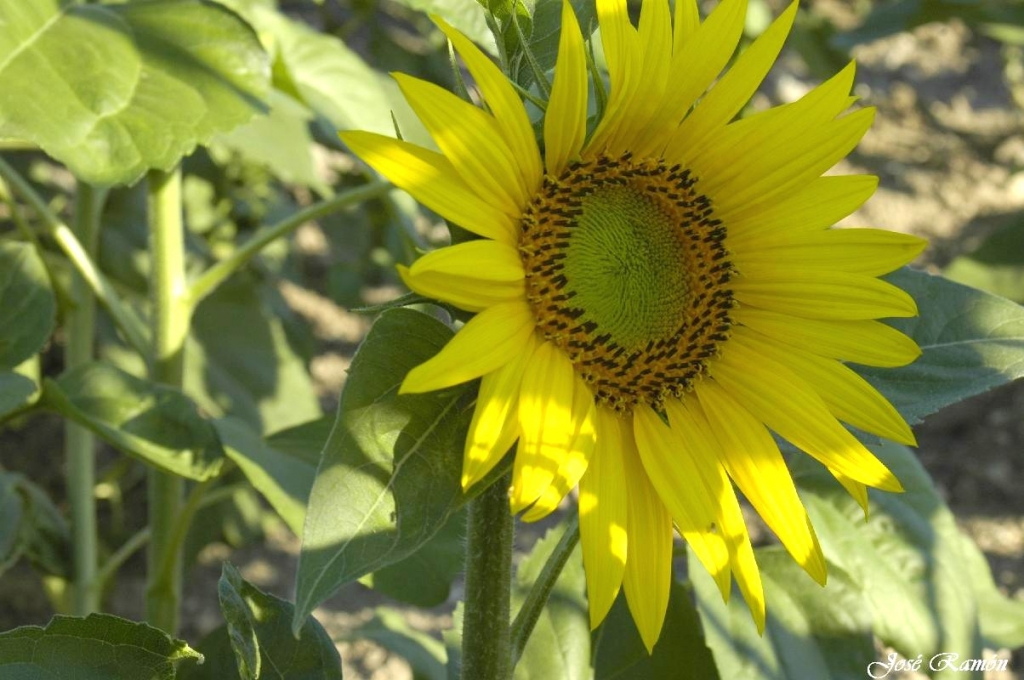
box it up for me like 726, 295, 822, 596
512, 524, 590, 680
215, 416, 327, 535
0, 0, 269, 186
228, 4, 397, 136
0, 242, 55, 370
525, 0, 596, 84
215, 89, 326, 193
42, 362, 225, 480
363, 508, 466, 607
593, 581, 720, 680
861, 268, 1024, 424
791, 442, 992, 677
293, 308, 472, 631
690, 548, 875, 680
0, 613, 202, 679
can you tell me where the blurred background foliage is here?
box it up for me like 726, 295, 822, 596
1, 0, 1023, 677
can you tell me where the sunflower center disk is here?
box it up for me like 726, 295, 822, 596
519, 155, 736, 412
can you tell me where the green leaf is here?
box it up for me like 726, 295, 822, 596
347, 609, 448, 680
187, 275, 322, 433
0, 470, 70, 578
363, 508, 466, 607
0, 372, 38, 421
861, 268, 1024, 424
943, 215, 1024, 303
182, 563, 343, 680
593, 581, 720, 680
235, 5, 397, 136
42, 362, 225, 481
392, 0, 497, 54
0, 242, 55, 370
0, 0, 269, 186
215, 416, 326, 535
0, 613, 202, 679
792, 441, 985, 672
690, 547, 874, 680
512, 524, 590, 680
293, 307, 472, 631
216, 89, 327, 193
525, 0, 596, 84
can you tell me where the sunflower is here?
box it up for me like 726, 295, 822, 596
341, 0, 925, 652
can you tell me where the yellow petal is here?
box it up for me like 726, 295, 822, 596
399, 240, 526, 311
723, 175, 878, 243
665, 398, 766, 633
734, 307, 921, 367
341, 131, 516, 244
462, 333, 537, 488
731, 328, 916, 446
620, 427, 674, 653
732, 270, 918, 320
401, 300, 535, 393
727, 177, 878, 244
711, 329, 904, 492
521, 376, 597, 521
672, 0, 699, 52
587, 0, 640, 154
732, 229, 928, 277
642, 0, 747, 157
512, 342, 592, 512
704, 108, 876, 214
831, 469, 870, 518
436, 18, 542, 193
632, 406, 731, 599
395, 73, 528, 215
696, 379, 828, 585
673, 2, 798, 154
614, 0, 673, 153
579, 406, 629, 629
544, 0, 589, 175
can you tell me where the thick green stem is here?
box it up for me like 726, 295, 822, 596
145, 167, 188, 634
0, 156, 149, 355
66, 183, 105, 615
510, 513, 580, 664
188, 180, 390, 307
461, 473, 514, 680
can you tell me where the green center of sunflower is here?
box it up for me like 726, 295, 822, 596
563, 187, 691, 351
519, 154, 735, 412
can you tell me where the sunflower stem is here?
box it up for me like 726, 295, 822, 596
66, 182, 106, 616
461, 471, 514, 680
145, 167, 188, 634
509, 512, 580, 664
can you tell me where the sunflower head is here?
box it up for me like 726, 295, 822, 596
342, 0, 926, 652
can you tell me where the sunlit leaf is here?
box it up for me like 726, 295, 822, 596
293, 308, 472, 631
42, 362, 225, 481
0, 0, 269, 185
0, 613, 202, 679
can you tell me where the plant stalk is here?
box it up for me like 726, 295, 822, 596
188, 180, 391, 307
145, 167, 188, 634
461, 472, 514, 680
66, 182, 105, 615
